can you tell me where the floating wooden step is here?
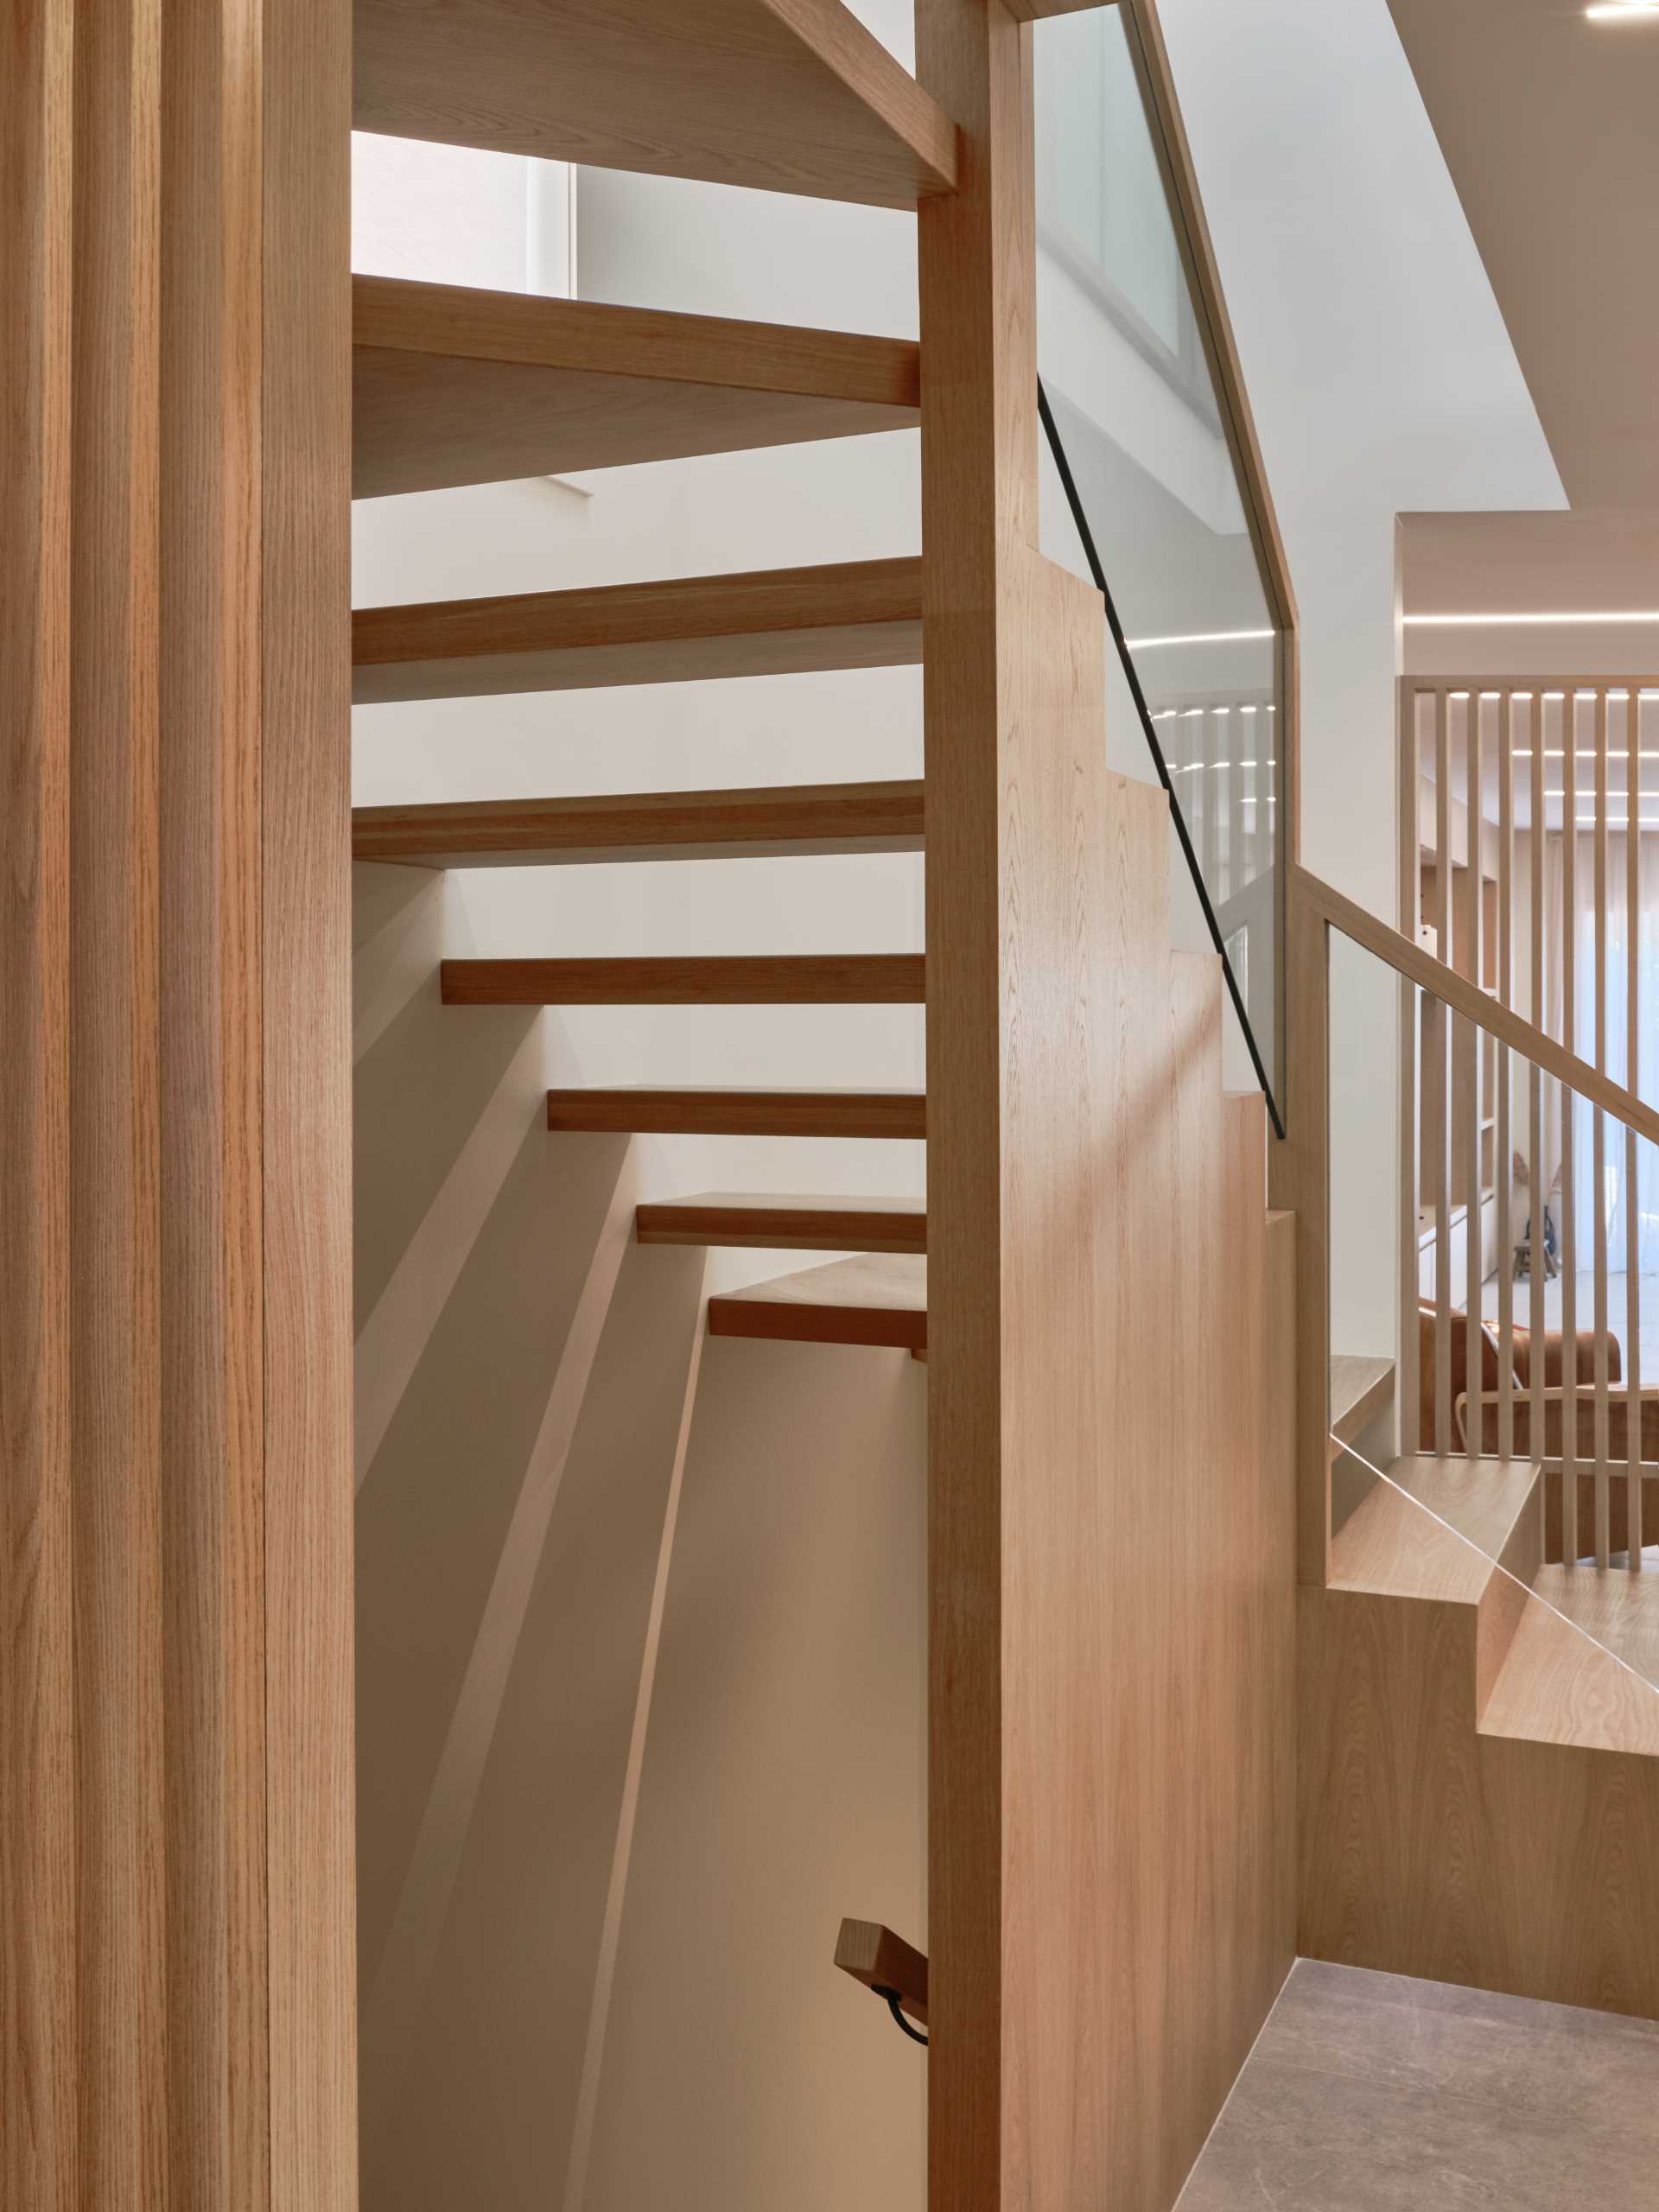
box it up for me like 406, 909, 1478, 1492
1329, 1353, 1395, 1455
707, 1254, 925, 1350
353, 779, 925, 869
637, 1192, 925, 1253
353, 0, 958, 210
442, 954, 925, 1006
352, 557, 924, 706
1330, 1455, 1541, 1607
546, 1087, 925, 1139
835, 1918, 928, 2028
353, 277, 922, 499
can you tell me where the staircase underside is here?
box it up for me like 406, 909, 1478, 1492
353, 0, 959, 206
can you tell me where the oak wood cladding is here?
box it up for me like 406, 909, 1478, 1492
71, 1, 168, 2195
544, 1085, 927, 1139
352, 276, 921, 498
351, 779, 925, 868
707, 1254, 927, 1349
442, 953, 925, 1005
350, 556, 925, 705
635, 1193, 927, 1253
353, 0, 959, 208
2, 5, 75, 2203
918, 7, 1296, 2205
2, 0, 357, 2201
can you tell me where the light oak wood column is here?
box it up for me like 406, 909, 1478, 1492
1, 3, 77, 2203
2, 0, 355, 2203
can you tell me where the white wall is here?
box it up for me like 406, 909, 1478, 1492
1154, 0, 1564, 1365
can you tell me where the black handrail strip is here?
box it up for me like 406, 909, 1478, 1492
1038, 378, 1285, 1139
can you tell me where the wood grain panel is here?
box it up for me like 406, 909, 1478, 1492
918, 6, 1296, 2204
1301, 1572, 1659, 2018
707, 1254, 927, 1348
353, 0, 959, 208
0, 4, 76, 2202
70, 0, 168, 2190
545, 1085, 926, 1138
350, 556, 925, 705
353, 277, 920, 498
262, 0, 357, 2199
635, 1192, 926, 1252
442, 953, 925, 1005
352, 779, 925, 868
6, 1, 356, 2201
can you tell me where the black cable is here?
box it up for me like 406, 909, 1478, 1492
874, 1986, 929, 2047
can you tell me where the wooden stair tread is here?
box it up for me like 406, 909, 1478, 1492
442, 954, 923, 1005
708, 1254, 925, 1349
1479, 1590, 1659, 1757
353, 0, 958, 211
352, 556, 924, 705
545, 1086, 925, 1138
636, 1192, 925, 1252
1330, 1456, 1540, 1606
353, 277, 921, 499
353, 779, 925, 868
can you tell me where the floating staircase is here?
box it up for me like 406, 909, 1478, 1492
349, 0, 947, 1359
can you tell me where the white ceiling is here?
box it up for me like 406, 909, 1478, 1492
1386, 0, 1659, 510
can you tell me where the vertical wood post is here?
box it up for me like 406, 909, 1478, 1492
1, 0, 355, 2202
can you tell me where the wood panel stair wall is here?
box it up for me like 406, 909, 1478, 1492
353, 277, 921, 499
352, 556, 925, 705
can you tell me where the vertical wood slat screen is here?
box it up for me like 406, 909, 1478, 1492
1402, 679, 1658, 1567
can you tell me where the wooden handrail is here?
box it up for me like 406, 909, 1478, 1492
834, 1917, 928, 2027
1294, 865, 1659, 1153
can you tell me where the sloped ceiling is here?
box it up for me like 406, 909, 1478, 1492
1386, 0, 1659, 508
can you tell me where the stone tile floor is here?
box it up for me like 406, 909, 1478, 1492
1177, 1959, 1659, 2209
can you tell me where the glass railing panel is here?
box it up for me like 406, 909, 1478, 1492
1033, 0, 1285, 1124
1328, 918, 1659, 1626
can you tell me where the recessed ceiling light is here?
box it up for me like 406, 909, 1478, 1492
1403, 610, 1659, 626
1586, 2, 1659, 19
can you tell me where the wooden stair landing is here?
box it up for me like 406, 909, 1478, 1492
637, 1192, 925, 1253
442, 954, 923, 1005
546, 1086, 925, 1138
352, 557, 924, 705
353, 278, 921, 499
353, 780, 924, 869
353, 0, 958, 209
708, 1254, 925, 1350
